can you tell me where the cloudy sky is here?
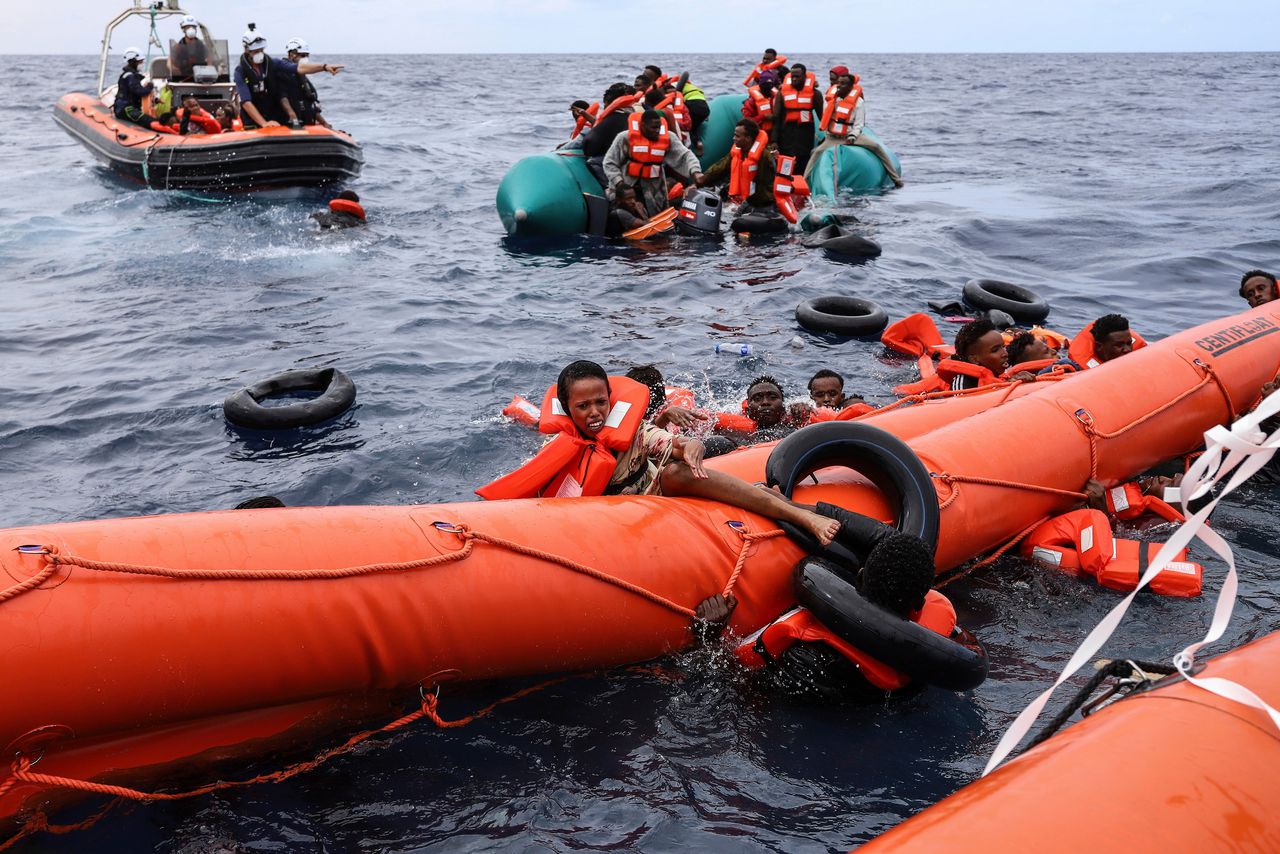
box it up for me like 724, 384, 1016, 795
6, 0, 1277, 53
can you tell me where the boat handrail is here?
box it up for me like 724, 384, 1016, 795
97, 1, 204, 98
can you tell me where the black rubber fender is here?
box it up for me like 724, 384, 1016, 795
795, 556, 989, 691
731, 211, 789, 234
795, 296, 888, 337
765, 421, 940, 565
962, 279, 1050, 325
224, 367, 357, 429
821, 233, 881, 259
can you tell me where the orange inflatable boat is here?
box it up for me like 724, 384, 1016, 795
859, 631, 1280, 852
1, 306, 1277, 836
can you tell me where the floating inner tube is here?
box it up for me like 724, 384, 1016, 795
962, 279, 1050, 325
224, 367, 357, 430
765, 421, 940, 567
731, 211, 789, 235
800, 223, 881, 258
795, 555, 989, 691
795, 296, 888, 337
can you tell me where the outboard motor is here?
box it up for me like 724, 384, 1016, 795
675, 188, 722, 236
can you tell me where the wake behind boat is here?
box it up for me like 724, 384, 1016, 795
53, 1, 362, 191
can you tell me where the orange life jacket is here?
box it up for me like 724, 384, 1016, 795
835, 401, 876, 419
1103, 481, 1184, 524
230, 116, 244, 132
819, 87, 863, 138
772, 154, 810, 223
1067, 321, 1148, 369
656, 90, 689, 130
1003, 357, 1078, 378
743, 54, 788, 87
747, 85, 774, 131
626, 112, 669, 180
476, 376, 651, 500
596, 92, 643, 123
570, 101, 600, 139
175, 107, 222, 134
149, 120, 178, 135
329, 198, 366, 221
734, 592, 957, 691
1022, 509, 1203, 597
729, 130, 770, 202
824, 73, 861, 102
714, 410, 757, 433
664, 386, 696, 411
1002, 325, 1070, 351
779, 73, 818, 123
501, 394, 541, 428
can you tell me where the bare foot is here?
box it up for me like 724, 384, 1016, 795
798, 509, 841, 546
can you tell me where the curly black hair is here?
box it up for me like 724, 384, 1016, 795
1091, 313, 1129, 343
747, 374, 784, 398
861, 532, 936, 616
625, 364, 667, 419
1239, 269, 1277, 298
1005, 331, 1039, 366
953, 317, 997, 363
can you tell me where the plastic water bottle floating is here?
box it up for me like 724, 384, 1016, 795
714, 343, 753, 356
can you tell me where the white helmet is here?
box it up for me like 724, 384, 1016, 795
284, 37, 310, 54
180, 15, 198, 29
242, 29, 267, 50
123, 47, 143, 63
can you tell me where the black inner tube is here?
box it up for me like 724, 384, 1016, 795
795, 296, 888, 337
223, 367, 357, 430
962, 278, 1050, 324
794, 556, 989, 691
765, 421, 940, 566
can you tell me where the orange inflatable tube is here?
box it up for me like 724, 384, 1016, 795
859, 632, 1280, 852
0, 307, 1277, 831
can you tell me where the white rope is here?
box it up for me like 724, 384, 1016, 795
983, 385, 1280, 777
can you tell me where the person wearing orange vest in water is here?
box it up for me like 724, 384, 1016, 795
478, 360, 842, 545
1006, 330, 1082, 375
1240, 269, 1278, 308
311, 190, 366, 229
623, 365, 708, 431
805, 72, 903, 188
742, 70, 779, 134
213, 104, 244, 132
603, 109, 703, 219
942, 317, 1037, 390
808, 369, 867, 411
1068, 313, 1143, 369
697, 507, 948, 702
772, 64, 819, 178
743, 48, 788, 88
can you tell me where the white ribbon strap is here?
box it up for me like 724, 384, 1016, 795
983, 386, 1280, 776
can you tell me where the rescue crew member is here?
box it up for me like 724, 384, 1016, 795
280, 38, 332, 128
483, 360, 841, 545
234, 27, 342, 129
311, 190, 366, 229
772, 63, 819, 178
1240, 269, 1278, 308
603, 108, 703, 219
112, 47, 154, 126
699, 119, 779, 212
742, 70, 779, 134
805, 72, 903, 187
168, 15, 209, 81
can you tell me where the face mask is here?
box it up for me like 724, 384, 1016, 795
183, 27, 197, 38
251, 51, 265, 64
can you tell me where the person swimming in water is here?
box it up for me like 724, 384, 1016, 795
1240, 269, 1278, 309
478, 360, 840, 546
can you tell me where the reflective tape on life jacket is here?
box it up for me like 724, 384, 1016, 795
570, 101, 600, 139
743, 54, 788, 87
1104, 481, 1184, 523
734, 592, 957, 691
819, 88, 863, 138
1067, 321, 1148, 369
779, 73, 818, 123
1022, 509, 1203, 597
329, 198, 366, 221
747, 85, 774, 130
729, 130, 770, 202
772, 154, 809, 223
656, 91, 689, 129
476, 376, 650, 501
626, 111, 669, 180
501, 394, 541, 428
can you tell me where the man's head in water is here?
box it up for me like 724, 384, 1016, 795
733, 119, 760, 151
954, 317, 1008, 375
788, 63, 808, 88
746, 376, 786, 428
1006, 331, 1052, 366
1091, 314, 1134, 363
861, 532, 935, 616
639, 109, 664, 142
808, 369, 844, 409
1240, 270, 1278, 308
557, 360, 611, 438
335, 189, 359, 203
625, 364, 666, 419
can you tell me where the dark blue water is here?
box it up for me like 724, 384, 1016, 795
3, 51, 1280, 852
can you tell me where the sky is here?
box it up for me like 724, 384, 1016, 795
5, 0, 1278, 54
